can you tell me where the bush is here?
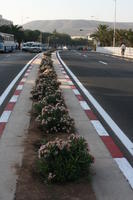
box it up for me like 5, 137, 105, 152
31, 60, 59, 101
37, 134, 94, 183
37, 103, 75, 134
31, 78, 60, 101
33, 90, 64, 115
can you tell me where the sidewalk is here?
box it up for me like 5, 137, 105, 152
0, 52, 132, 199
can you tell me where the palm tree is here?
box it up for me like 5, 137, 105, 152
126, 29, 133, 47
10, 24, 24, 48
91, 24, 112, 46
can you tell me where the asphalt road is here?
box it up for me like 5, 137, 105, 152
60, 50, 133, 160
0, 51, 36, 111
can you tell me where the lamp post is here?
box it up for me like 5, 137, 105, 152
113, 0, 116, 47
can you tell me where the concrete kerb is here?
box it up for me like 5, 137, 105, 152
52, 52, 133, 200
0, 54, 43, 200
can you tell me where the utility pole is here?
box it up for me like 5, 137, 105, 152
113, 0, 116, 47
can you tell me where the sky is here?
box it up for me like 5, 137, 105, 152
1, 0, 133, 25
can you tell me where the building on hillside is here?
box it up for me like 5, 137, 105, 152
71, 34, 92, 41
71, 35, 87, 39
0, 15, 13, 26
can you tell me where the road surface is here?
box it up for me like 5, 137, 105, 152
0, 51, 36, 112
59, 50, 133, 164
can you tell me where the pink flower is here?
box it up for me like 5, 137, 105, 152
48, 173, 56, 181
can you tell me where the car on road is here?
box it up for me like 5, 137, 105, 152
28, 43, 42, 53
22, 42, 34, 52
22, 42, 42, 53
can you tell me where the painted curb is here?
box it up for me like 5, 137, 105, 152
0, 54, 41, 138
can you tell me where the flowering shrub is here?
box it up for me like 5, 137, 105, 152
37, 134, 94, 183
40, 54, 53, 67
33, 90, 64, 115
32, 55, 94, 184
31, 57, 59, 101
39, 65, 49, 73
37, 103, 75, 134
31, 78, 60, 101
42, 90, 64, 106
38, 70, 57, 83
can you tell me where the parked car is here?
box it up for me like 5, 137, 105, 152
28, 43, 42, 53
22, 42, 34, 52
22, 42, 42, 53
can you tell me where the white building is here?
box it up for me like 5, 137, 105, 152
71, 34, 92, 41
0, 15, 13, 26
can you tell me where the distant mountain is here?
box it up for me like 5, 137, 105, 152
23, 19, 133, 36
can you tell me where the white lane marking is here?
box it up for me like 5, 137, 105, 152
16, 85, 23, 90
91, 120, 109, 136
99, 61, 108, 65
24, 73, 29, 77
27, 66, 32, 69
115, 158, 133, 189
80, 101, 91, 110
0, 111, 11, 122
73, 89, 80, 95
10, 95, 19, 103
57, 51, 133, 156
65, 75, 69, 79
68, 81, 74, 86
0, 54, 39, 106
21, 78, 26, 83
27, 69, 31, 73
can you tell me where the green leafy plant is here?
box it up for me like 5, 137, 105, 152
36, 134, 94, 183
31, 78, 60, 101
37, 103, 75, 134
33, 90, 64, 115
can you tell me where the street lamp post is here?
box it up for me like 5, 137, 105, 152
113, 0, 116, 47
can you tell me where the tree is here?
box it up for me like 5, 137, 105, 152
0, 24, 24, 48
126, 29, 133, 46
49, 31, 71, 47
24, 29, 41, 42
91, 24, 113, 46
42, 32, 52, 43
10, 24, 24, 47
71, 38, 89, 46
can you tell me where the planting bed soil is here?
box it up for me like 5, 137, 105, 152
14, 114, 96, 200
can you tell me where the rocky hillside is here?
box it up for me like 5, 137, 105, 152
23, 19, 133, 36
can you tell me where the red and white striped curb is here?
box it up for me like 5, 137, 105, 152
0, 52, 43, 137
56, 53, 133, 189
0, 65, 33, 137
